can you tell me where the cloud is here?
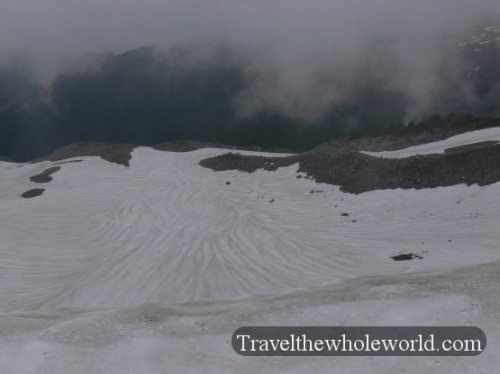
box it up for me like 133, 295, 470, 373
1, 0, 500, 161
1, 1, 497, 67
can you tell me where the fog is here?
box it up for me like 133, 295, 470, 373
1, 0, 500, 160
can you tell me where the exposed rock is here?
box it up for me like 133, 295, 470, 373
29, 167, 61, 183
34, 142, 136, 167
200, 138, 500, 194
21, 189, 45, 198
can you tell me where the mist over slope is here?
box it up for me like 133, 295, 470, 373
1, 3, 500, 161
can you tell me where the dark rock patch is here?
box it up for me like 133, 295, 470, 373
341, 213, 350, 217
444, 141, 499, 154
199, 152, 297, 173
53, 159, 83, 165
309, 189, 324, 194
34, 142, 135, 167
391, 253, 423, 261
296, 144, 500, 194
153, 140, 223, 153
153, 140, 294, 154
21, 189, 45, 198
199, 139, 500, 194
29, 166, 61, 183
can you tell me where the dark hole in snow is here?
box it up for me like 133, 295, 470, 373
391, 253, 423, 261
225, 181, 231, 185
341, 213, 349, 217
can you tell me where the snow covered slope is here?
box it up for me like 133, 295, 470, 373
466, 25, 500, 47
361, 127, 500, 158
0, 137, 499, 373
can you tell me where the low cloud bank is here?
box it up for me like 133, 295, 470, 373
1, 19, 500, 160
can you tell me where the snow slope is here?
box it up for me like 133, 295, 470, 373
361, 127, 500, 158
0, 138, 499, 373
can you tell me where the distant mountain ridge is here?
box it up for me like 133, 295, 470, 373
2, 23, 500, 162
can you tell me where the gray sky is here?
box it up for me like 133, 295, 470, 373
1, 0, 497, 65
1, 0, 500, 118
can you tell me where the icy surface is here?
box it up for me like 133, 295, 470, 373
0, 142, 499, 373
361, 127, 500, 158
